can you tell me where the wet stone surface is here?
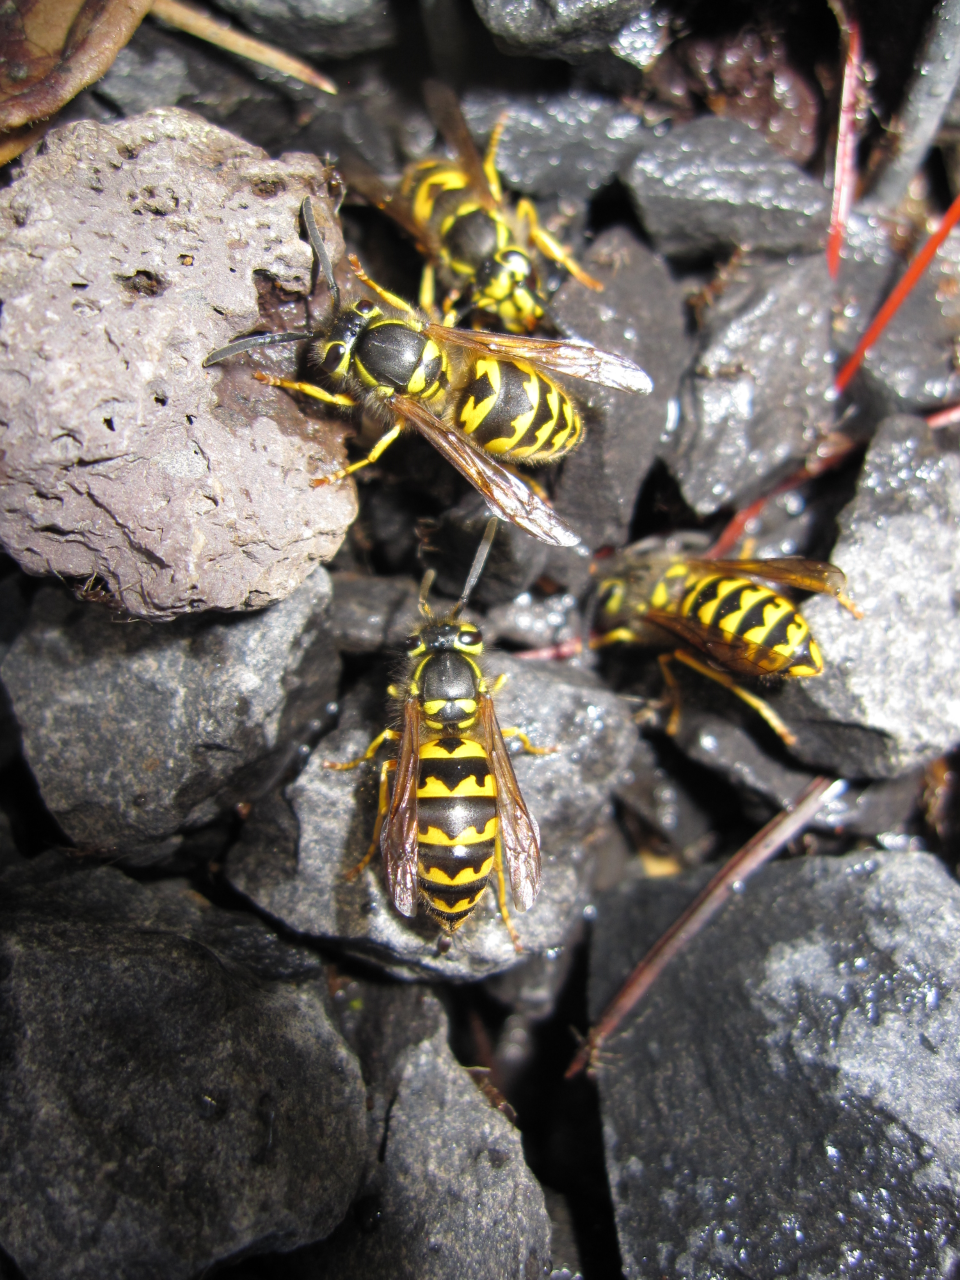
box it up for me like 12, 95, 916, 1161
591, 851, 960, 1280
623, 116, 829, 260
0, 571, 338, 858
471, 0, 643, 60
211, 0, 396, 59
0, 854, 366, 1280
0, 109, 354, 618
668, 253, 834, 515
226, 654, 637, 979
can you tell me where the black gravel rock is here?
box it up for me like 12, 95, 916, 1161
623, 116, 829, 259
471, 0, 643, 59
211, 0, 396, 59
590, 850, 960, 1280
226, 654, 637, 978
329, 572, 421, 653
0, 572, 338, 859
0, 854, 366, 1280
667, 253, 834, 515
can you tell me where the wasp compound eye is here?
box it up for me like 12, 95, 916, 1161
321, 342, 346, 373
403, 634, 422, 652
356, 299, 375, 315
458, 629, 482, 646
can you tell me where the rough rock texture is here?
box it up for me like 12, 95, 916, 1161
329, 572, 422, 653
623, 117, 829, 259
462, 90, 646, 199
471, 0, 643, 59
592, 852, 960, 1280
548, 225, 692, 554
668, 254, 834, 515
227, 654, 637, 979
211, 0, 396, 58
307, 984, 552, 1278
0, 109, 355, 618
0, 571, 338, 856
793, 415, 960, 776
0, 854, 366, 1280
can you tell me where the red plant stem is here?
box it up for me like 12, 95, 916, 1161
827, 20, 862, 280
565, 775, 843, 1079
927, 402, 960, 429
835, 188, 960, 394
514, 636, 584, 661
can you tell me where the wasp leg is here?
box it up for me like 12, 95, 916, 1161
589, 628, 640, 648
669, 649, 799, 748
490, 673, 509, 694
483, 112, 507, 204
516, 198, 604, 292
494, 832, 523, 952
347, 254, 420, 317
344, 758, 397, 881
311, 422, 405, 486
323, 727, 402, 770
657, 652, 684, 736
253, 371, 355, 407
419, 262, 438, 315
499, 726, 557, 755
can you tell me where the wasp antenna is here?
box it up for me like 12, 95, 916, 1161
301, 196, 340, 311
419, 568, 437, 617
454, 517, 498, 616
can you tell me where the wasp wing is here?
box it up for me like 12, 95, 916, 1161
480, 694, 542, 911
688, 558, 850, 600
425, 325, 653, 395
642, 607, 800, 679
391, 394, 580, 547
423, 79, 499, 212
338, 152, 445, 260
380, 697, 421, 917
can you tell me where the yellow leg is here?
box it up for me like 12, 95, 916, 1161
671, 649, 798, 747
836, 591, 864, 619
483, 113, 507, 204
658, 652, 684, 736
347, 254, 419, 317
344, 758, 396, 881
311, 422, 404, 487
419, 262, 437, 315
490, 673, 509, 694
324, 727, 401, 770
516, 198, 604, 292
590, 627, 640, 648
494, 833, 522, 952
253, 371, 356, 407
499, 727, 557, 755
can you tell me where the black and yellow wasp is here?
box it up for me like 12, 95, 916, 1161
203, 196, 652, 548
326, 520, 552, 950
594, 535, 862, 747
341, 81, 603, 333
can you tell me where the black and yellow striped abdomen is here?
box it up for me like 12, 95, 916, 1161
416, 736, 498, 929
655, 570, 822, 677
457, 357, 582, 464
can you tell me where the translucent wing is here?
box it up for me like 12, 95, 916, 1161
426, 325, 653, 395
391, 394, 580, 547
338, 151, 444, 261
642, 607, 800, 679
688, 558, 850, 600
423, 79, 499, 212
380, 697, 421, 917
480, 694, 542, 911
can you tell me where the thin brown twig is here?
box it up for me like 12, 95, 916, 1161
826, 15, 862, 279
565, 775, 844, 1079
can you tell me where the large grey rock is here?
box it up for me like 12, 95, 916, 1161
668, 254, 834, 515
213, 0, 396, 59
471, 0, 642, 60
0, 855, 366, 1280
307, 983, 552, 1278
0, 571, 338, 857
0, 109, 355, 618
462, 90, 646, 200
623, 116, 829, 259
227, 653, 637, 979
791, 415, 960, 776
591, 851, 960, 1280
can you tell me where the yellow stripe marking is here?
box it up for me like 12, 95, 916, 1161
422, 889, 485, 914
418, 818, 497, 845
419, 857, 494, 885
417, 774, 495, 798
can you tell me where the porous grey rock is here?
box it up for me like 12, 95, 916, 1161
0, 570, 338, 857
471, 0, 643, 59
329, 572, 421, 653
462, 90, 646, 200
0, 109, 355, 618
0, 854, 366, 1280
213, 0, 396, 59
307, 984, 551, 1279
623, 116, 829, 259
591, 851, 960, 1280
547, 225, 692, 554
485, 589, 581, 651
227, 653, 637, 978
424, 494, 551, 608
792, 415, 960, 776
668, 254, 834, 515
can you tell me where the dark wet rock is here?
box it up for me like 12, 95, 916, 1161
424, 494, 551, 608
788, 415, 960, 777
214, 0, 396, 60
547, 225, 692, 553
471, 0, 643, 59
613, 738, 714, 857
303, 982, 551, 1279
227, 654, 637, 979
485, 590, 581, 651
462, 90, 646, 200
329, 572, 421, 653
623, 116, 829, 259
667, 253, 834, 515
591, 850, 960, 1280
0, 571, 338, 858
0, 109, 354, 618
0, 854, 366, 1280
